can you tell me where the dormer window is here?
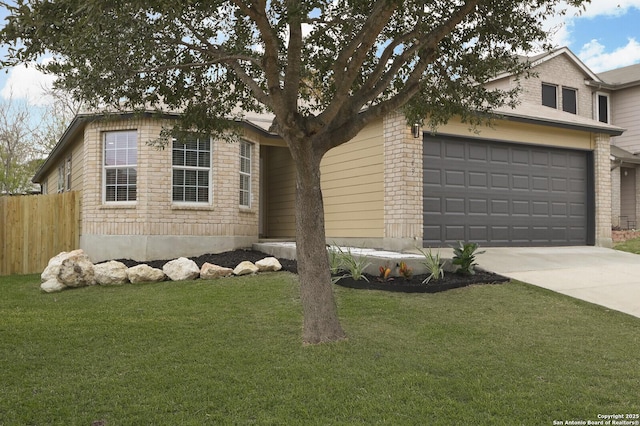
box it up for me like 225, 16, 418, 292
542, 83, 557, 108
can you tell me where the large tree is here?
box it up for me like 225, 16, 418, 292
1, 0, 587, 343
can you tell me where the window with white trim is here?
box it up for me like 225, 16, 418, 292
65, 155, 72, 191
172, 133, 210, 203
239, 141, 252, 207
104, 130, 137, 203
57, 164, 64, 193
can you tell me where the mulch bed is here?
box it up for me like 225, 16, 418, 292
112, 249, 509, 293
334, 271, 510, 293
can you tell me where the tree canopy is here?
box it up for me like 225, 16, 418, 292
0, 0, 589, 343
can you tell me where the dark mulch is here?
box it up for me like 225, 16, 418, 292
112, 249, 509, 293
334, 270, 510, 293
112, 249, 298, 273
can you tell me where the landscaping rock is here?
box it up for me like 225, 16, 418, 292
200, 263, 233, 280
94, 261, 129, 285
57, 253, 96, 288
40, 278, 67, 293
127, 264, 166, 283
41, 249, 85, 282
233, 261, 259, 276
255, 257, 282, 272
163, 257, 200, 281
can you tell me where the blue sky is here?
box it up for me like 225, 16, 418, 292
0, 1, 639, 106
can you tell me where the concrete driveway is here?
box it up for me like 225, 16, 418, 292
476, 246, 640, 318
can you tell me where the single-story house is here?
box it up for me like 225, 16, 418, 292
33, 96, 622, 262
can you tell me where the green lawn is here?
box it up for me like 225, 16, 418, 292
1, 273, 638, 425
615, 236, 640, 254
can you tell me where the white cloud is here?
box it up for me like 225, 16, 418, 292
578, 38, 640, 72
0, 59, 57, 106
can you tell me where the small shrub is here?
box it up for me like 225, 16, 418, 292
397, 261, 413, 280
339, 247, 370, 282
378, 265, 393, 282
416, 247, 445, 284
451, 241, 485, 275
327, 245, 345, 275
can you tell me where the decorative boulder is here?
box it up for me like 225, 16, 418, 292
200, 263, 233, 280
127, 264, 166, 284
94, 261, 129, 285
233, 261, 259, 276
163, 257, 200, 281
57, 253, 96, 288
40, 278, 67, 293
255, 257, 282, 272
41, 249, 86, 283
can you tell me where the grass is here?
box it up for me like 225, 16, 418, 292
1, 273, 639, 425
614, 236, 640, 254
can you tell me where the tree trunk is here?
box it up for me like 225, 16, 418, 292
292, 146, 347, 345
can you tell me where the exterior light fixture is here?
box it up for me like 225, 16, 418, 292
412, 123, 421, 138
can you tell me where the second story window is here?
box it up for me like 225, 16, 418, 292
65, 155, 72, 191
57, 164, 64, 193
562, 87, 577, 114
542, 83, 557, 109
596, 93, 610, 123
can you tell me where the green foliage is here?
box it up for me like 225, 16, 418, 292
417, 247, 445, 284
452, 241, 486, 275
2, 274, 639, 425
328, 245, 370, 282
614, 237, 640, 255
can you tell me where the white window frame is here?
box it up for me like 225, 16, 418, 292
595, 92, 610, 124
103, 130, 137, 204
171, 133, 212, 205
65, 155, 72, 191
57, 164, 64, 193
239, 140, 252, 208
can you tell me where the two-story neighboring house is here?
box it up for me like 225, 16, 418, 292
595, 64, 640, 230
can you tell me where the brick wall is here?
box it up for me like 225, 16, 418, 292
81, 117, 260, 239
594, 133, 613, 247
382, 111, 423, 249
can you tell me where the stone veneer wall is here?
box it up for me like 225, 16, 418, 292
382, 111, 423, 250
594, 133, 613, 247
80, 117, 261, 261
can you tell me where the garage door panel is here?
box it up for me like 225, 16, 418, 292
423, 135, 588, 247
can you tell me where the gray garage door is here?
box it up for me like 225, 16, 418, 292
423, 135, 592, 247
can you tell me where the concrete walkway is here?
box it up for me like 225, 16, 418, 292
477, 246, 640, 319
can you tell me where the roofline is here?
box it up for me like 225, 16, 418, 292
494, 110, 625, 136
487, 47, 603, 84
585, 79, 640, 91
32, 110, 279, 184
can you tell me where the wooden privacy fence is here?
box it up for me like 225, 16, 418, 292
0, 191, 80, 276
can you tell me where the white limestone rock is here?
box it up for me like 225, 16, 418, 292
200, 263, 233, 280
94, 261, 129, 285
162, 257, 200, 281
255, 257, 282, 272
127, 264, 166, 284
41, 249, 85, 282
40, 278, 67, 293
57, 253, 96, 288
233, 261, 259, 276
